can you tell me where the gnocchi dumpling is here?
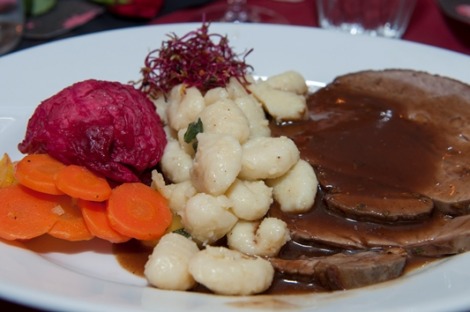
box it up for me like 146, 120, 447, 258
267, 159, 318, 213
182, 193, 237, 245
234, 95, 271, 138
176, 127, 196, 157
239, 136, 299, 180
191, 133, 242, 195
188, 246, 274, 295
227, 217, 290, 257
226, 76, 252, 99
248, 82, 307, 122
226, 179, 272, 221
160, 140, 193, 183
144, 233, 199, 291
167, 85, 205, 131
152, 95, 169, 124
197, 98, 250, 144
265, 70, 308, 95
204, 87, 230, 106
152, 171, 196, 215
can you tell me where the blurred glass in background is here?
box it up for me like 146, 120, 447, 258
316, 0, 416, 38
0, 0, 24, 55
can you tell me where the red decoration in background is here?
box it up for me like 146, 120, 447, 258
108, 0, 164, 19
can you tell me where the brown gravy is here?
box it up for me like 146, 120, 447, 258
113, 239, 152, 277
114, 81, 456, 295
271, 85, 447, 198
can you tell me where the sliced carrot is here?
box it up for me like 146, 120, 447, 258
15, 154, 65, 195
48, 197, 94, 241
139, 213, 185, 248
56, 165, 112, 202
0, 153, 16, 188
0, 184, 60, 240
106, 183, 172, 241
78, 199, 130, 243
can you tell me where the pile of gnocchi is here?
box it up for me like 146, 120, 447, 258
145, 71, 319, 295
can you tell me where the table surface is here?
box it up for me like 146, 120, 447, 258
10, 0, 470, 56
1, 0, 470, 310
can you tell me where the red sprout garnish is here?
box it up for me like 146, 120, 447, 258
139, 22, 253, 97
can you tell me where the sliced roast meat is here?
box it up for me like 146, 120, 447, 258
317, 166, 436, 223
329, 70, 470, 217
271, 69, 470, 223
271, 202, 470, 257
405, 213, 470, 257
325, 192, 433, 223
270, 247, 407, 290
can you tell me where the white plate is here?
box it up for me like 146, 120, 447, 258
1, 23, 470, 312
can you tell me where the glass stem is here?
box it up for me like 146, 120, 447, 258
224, 0, 249, 22
227, 0, 248, 13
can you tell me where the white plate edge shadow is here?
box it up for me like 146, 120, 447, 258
0, 23, 470, 312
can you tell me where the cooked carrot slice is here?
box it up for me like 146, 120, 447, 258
56, 165, 112, 202
48, 197, 94, 241
15, 154, 65, 195
0, 185, 60, 240
78, 199, 130, 243
0, 153, 16, 188
106, 183, 172, 241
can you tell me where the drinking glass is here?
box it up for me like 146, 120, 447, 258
316, 0, 416, 38
0, 0, 24, 55
200, 0, 288, 23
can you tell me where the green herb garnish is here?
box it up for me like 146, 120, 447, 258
173, 228, 191, 238
184, 118, 203, 150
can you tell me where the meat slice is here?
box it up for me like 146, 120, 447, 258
288, 212, 470, 257
405, 214, 470, 257
270, 247, 407, 290
328, 69, 470, 217
273, 69, 470, 224
325, 192, 433, 223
